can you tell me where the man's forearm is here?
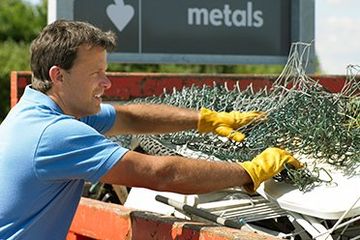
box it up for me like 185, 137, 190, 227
107, 104, 199, 135
101, 151, 252, 194
154, 156, 252, 194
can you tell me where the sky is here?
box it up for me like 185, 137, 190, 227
315, 0, 360, 74
25, 0, 360, 75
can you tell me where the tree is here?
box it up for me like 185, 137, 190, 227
0, 0, 47, 120
0, 0, 46, 42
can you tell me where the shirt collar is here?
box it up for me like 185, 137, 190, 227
22, 85, 64, 114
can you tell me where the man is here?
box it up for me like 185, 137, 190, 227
0, 20, 301, 239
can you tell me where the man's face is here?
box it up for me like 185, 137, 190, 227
58, 45, 111, 118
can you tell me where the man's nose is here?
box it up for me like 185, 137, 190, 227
101, 75, 112, 90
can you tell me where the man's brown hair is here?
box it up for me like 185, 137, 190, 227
30, 19, 116, 93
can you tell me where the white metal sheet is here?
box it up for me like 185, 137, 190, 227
257, 159, 360, 220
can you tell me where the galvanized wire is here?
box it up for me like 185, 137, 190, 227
125, 43, 359, 192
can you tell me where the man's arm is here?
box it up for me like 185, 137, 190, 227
105, 104, 265, 140
106, 104, 199, 136
100, 150, 252, 194
100, 147, 303, 194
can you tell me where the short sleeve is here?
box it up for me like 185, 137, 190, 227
80, 103, 116, 134
34, 118, 129, 183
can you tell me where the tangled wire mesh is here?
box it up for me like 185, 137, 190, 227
114, 43, 359, 192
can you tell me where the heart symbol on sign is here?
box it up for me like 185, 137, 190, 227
106, 0, 134, 32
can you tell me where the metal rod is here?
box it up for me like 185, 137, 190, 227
155, 195, 246, 229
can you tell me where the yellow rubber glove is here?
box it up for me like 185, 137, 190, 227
239, 147, 303, 192
197, 107, 266, 142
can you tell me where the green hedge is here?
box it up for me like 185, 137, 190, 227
0, 40, 31, 120
107, 62, 284, 74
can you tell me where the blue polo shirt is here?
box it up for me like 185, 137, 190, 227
0, 86, 129, 239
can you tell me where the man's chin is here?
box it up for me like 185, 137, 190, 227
91, 106, 101, 116
81, 107, 101, 118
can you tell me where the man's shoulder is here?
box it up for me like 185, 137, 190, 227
35, 117, 101, 159
42, 116, 97, 140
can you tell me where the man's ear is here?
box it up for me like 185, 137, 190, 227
49, 66, 63, 84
